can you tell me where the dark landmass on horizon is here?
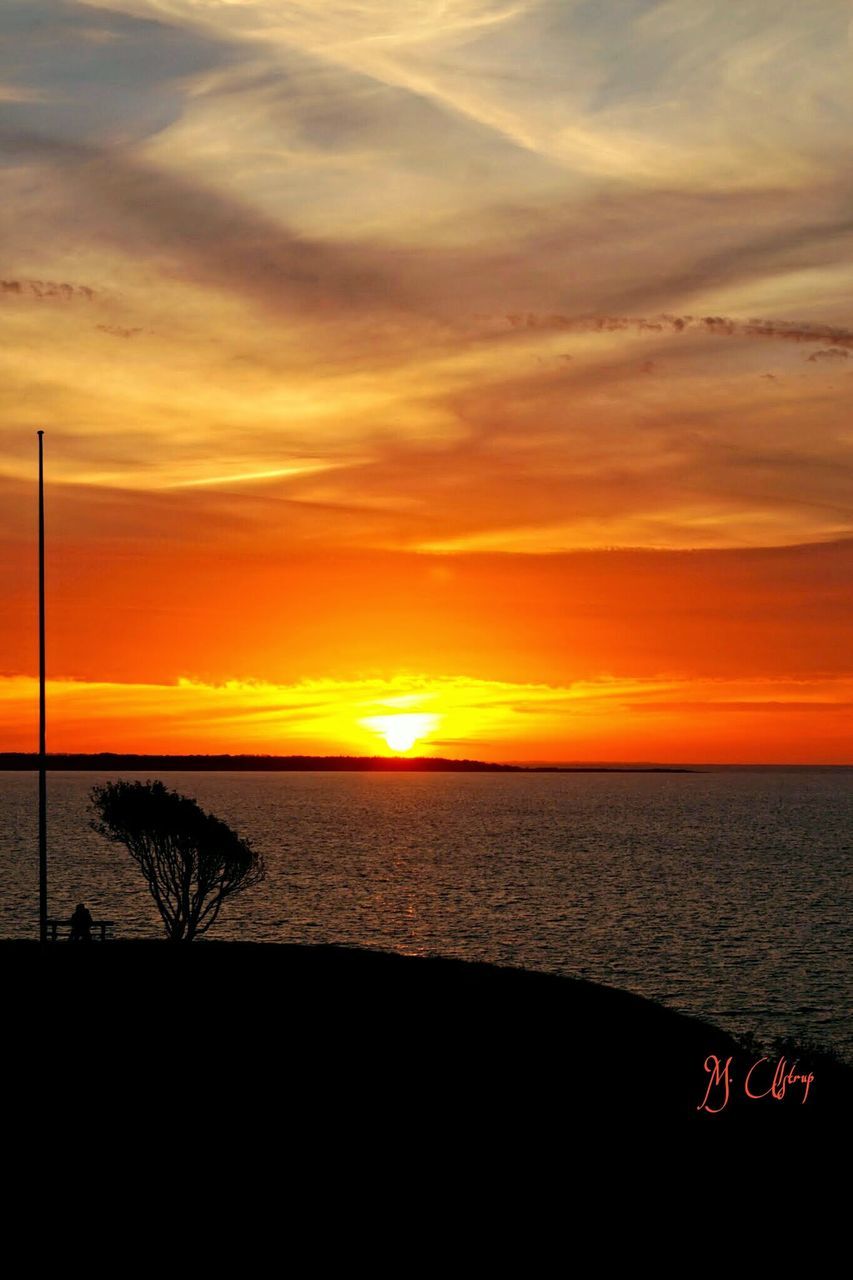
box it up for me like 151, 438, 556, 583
0, 751, 693, 772
6, 942, 848, 1143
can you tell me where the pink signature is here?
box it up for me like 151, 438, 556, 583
697, 1055, 815, 1113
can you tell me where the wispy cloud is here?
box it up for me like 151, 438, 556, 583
2, 669, 850, 762
169, 462, 342, 488
502, 311, 853, 351
807, 347, 850, 363
2, 278, 96, 300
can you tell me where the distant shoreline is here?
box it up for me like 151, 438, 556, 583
1, 754, 850, 772
0, 752, 694, 773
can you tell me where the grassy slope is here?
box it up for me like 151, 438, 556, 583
4, 942, 848, 1150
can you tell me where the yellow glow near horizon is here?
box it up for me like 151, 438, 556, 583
0, 672, 850, 762
361, 712, 440, 754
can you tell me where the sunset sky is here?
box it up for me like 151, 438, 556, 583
1, 1, 852, 762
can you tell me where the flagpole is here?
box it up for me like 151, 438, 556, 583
37, 430, 47, 944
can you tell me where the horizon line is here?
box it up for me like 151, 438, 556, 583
0, 751, 850, 769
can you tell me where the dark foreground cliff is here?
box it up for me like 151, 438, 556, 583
3, 941, 848, 1155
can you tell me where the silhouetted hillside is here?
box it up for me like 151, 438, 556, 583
5, 942, 845, 1155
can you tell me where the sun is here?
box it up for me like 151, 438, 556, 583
384, 721, 420, 752
361, 712, 438, 754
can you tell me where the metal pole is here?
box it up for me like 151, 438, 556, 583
38, 430, 47, 943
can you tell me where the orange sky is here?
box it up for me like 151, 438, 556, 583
1, 2, 852, 762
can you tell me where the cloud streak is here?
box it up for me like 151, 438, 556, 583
503, 311, 853, 352
1, 670, 850, 762
2, 278, 96, 300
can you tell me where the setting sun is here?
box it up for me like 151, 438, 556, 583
362, 713, 439, 754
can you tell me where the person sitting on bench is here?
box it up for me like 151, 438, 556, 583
69, 902, 93, 942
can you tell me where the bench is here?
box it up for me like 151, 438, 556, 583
46, 918, 115, 943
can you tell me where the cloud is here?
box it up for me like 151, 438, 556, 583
503, 311, 853, 351
0, 127, 414, 324
0, 0, 234, 146
1, 278, 96, 300
1, 669, 851, 761
84, 1, 853, 190
1, 0, 853, 571
96, 324, 142, 338
807, 347, 850, 362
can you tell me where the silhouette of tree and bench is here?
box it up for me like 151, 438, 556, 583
90, 780, 265, 942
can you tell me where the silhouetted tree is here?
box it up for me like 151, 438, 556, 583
91, 779, 265, 942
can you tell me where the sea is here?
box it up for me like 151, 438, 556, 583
1, 768, 850, 1061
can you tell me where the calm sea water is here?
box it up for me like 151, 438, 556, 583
1, 769, 850, 1059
